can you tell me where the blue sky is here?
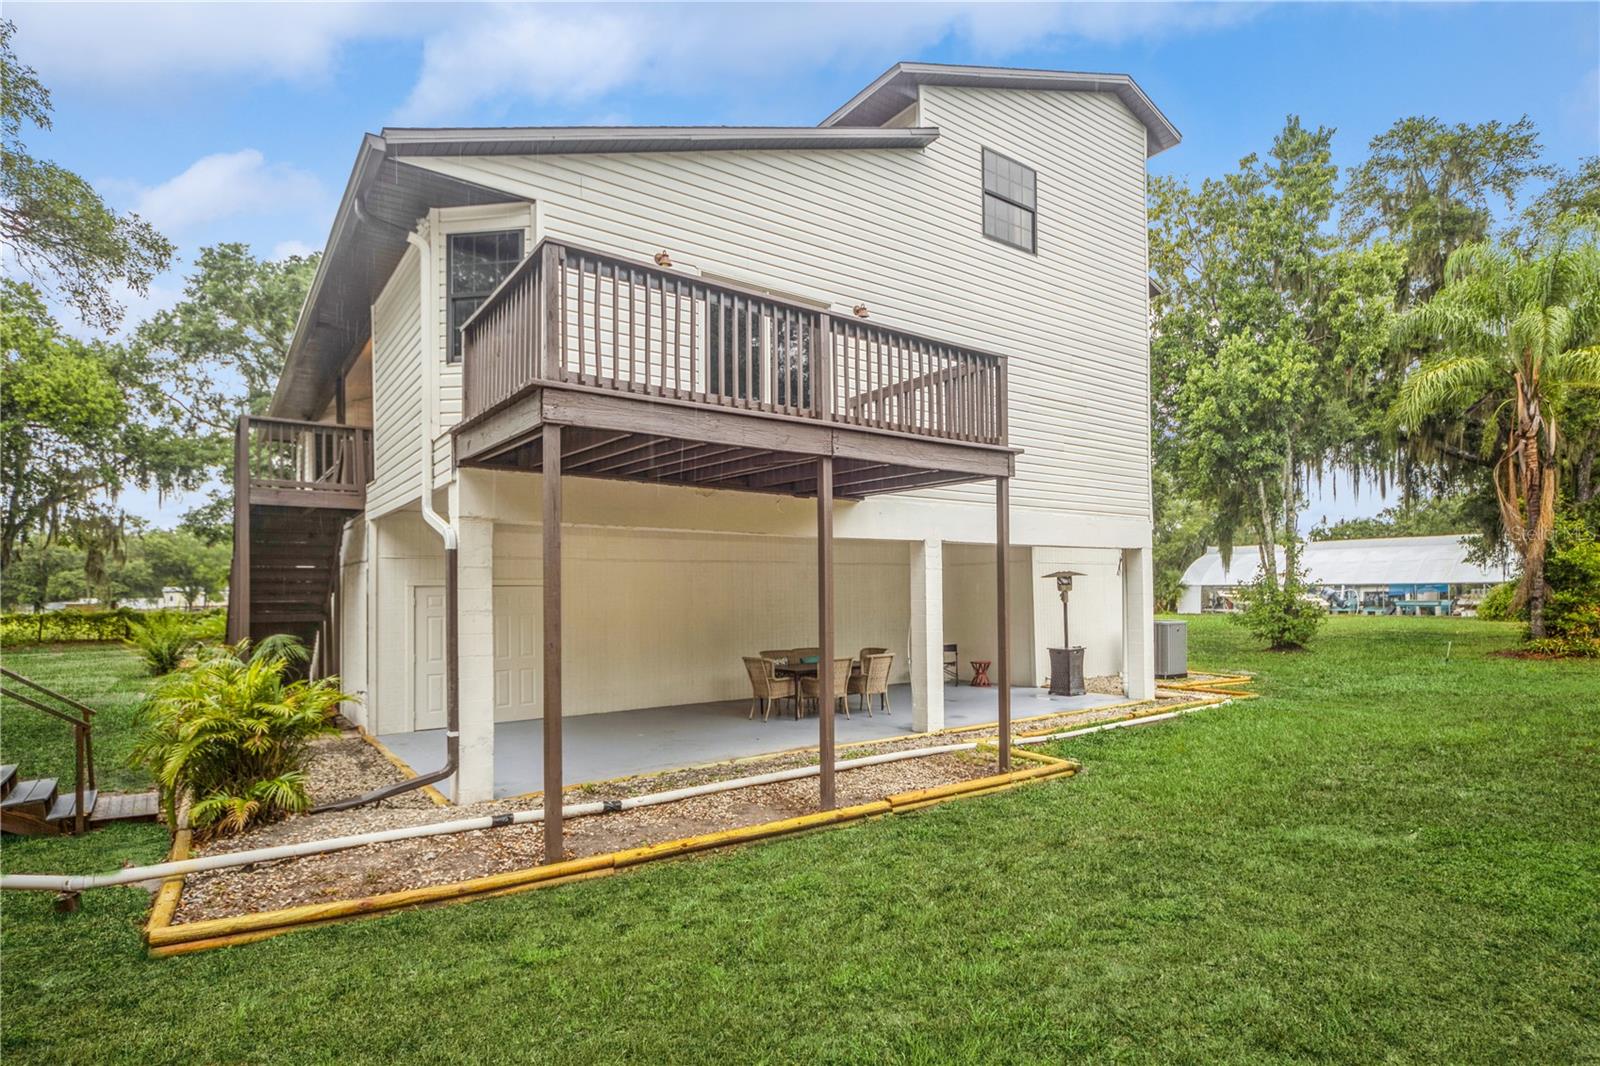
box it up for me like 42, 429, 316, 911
8, 1, 1598, 527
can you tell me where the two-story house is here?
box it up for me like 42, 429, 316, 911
230, 63, 1179, 851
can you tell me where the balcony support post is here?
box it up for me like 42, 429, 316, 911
910, 538, 945, 733
816, 454, 836, 810
541, 422, 565, 863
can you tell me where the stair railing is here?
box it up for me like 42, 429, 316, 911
0, 668, 95, 833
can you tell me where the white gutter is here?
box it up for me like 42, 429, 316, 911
1, 743, 977, 894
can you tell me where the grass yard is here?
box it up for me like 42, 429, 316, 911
0, 644, 158, 792
2, 616, 1596, 1064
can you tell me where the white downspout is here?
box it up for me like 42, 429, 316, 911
407, 228, 456, 554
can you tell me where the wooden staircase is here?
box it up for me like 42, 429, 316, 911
228, 416, 371, 672
0, 764, 158, 835
0, 670, 161, 836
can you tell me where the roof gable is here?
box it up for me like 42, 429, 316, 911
820, 62, 1180, 157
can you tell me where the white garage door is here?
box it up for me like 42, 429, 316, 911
412, 584, 542, 731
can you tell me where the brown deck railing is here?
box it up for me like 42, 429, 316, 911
461, 240, 1007, 446
235, 416, 372, 503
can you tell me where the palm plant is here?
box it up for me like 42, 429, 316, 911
125, 612, 195, 675
131, 636, 349, 836
1390, 226, 1600, 635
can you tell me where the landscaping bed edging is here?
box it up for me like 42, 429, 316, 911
138, 673, 1255, 957
143, 748, 1078, 956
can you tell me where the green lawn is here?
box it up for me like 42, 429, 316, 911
2, 617, 1596, 1064
0, 643, 158, 792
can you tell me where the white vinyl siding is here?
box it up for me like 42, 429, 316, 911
405, 86, 1150, 520
368, 246, 424, 517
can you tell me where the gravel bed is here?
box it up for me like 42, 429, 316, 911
302, 731, 437, 810
173, 750, 1002, 923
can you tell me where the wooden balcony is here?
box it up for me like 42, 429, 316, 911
234, 416, 372, 509
455, 240, 1013, 497
453, 241, 1021, 849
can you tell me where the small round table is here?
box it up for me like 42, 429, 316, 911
969, 660, 992, 687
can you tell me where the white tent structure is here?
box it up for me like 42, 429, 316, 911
1177, 535, 1511, 614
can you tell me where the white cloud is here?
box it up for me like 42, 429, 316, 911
392, 3, 1259, 122
9, 2, 1256, 113
6, 1, 417, 89
128, 150, 324, 235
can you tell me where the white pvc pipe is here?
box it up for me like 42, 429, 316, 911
1, 742, 977, 894
1014, 700, 1224, 746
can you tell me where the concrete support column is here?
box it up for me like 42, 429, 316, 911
1121, 545, 1156, 701
453, 513, 496, 804
910, 539, 945, 733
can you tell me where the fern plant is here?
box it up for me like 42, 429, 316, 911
131, 637, 350, 836
125, 613, 196, 675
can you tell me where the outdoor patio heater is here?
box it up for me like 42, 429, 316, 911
1042, 570, 1085, 697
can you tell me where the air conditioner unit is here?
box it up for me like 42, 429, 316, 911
1154, 621, 1188, 679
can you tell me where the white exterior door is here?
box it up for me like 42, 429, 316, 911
412, 587, 448, 731
414, 584, 541, 731
492, 585, 541, 722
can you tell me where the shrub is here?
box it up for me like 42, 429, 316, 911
1232, 561, 1325, 650
125, 614, 195, 675
0, 607, 225, 647
1523, 636, 1600, 658
1543, 541, 1600, 643
1475, 581, 1521, 621
131, 637, 351, 837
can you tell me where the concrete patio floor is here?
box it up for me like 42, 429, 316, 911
378, 683, 1124, 799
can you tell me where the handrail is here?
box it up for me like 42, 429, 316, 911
460, 237, 1009, 446
238, 414, 353, 432
0, 667, 95, 833
0, 667, 97, 722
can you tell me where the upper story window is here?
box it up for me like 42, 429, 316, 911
981, 148, 1037, 254
447, 230, 524, 362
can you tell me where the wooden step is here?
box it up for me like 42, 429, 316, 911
45, 787, 97, 824
89, 790, 161, 824
0, 764, 16, 800
0, 776, 57, 816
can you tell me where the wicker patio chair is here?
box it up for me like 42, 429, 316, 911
742, 656, 798, 722
789, 646, 820, 663
851, 646, 889, 674
799, 657, 855, 719
847, 652, 894, 716
758, 649, 792, 664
